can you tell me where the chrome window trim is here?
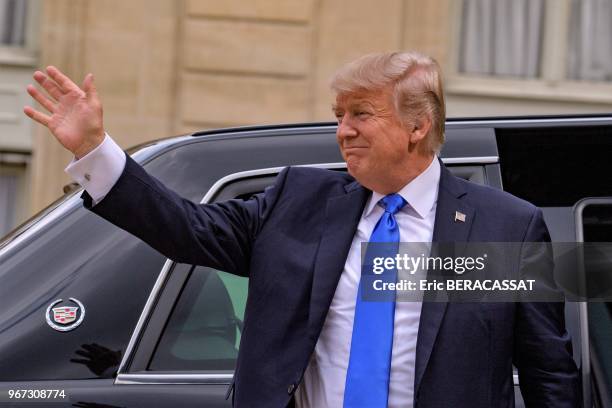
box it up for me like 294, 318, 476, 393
116, 373, 233, 385
116, 259, 175, 376
442, 156, 498, 165
115, 157, 498, 385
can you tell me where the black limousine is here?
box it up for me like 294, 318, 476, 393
1, 116, 611, 407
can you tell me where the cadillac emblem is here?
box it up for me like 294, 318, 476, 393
45, 298, 85, 332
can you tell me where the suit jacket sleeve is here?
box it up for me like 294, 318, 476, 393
82, 154, 289, 277
513, 207, 581, 407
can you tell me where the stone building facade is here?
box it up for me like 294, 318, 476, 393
1, 0, 611, 234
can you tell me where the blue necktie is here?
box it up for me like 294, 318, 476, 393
344, 193, 406, 408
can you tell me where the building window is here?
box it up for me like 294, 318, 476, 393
459, 0, 545, 79
0, 0, 37, 65
1, 0, 28, 47
450, 0, 612, 104
0, 159, 27, 238
0, 171, 18, 236
458, 0, 612, 83
566, 0, 612, 82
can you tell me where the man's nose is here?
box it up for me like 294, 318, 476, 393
336, 115, 357, 140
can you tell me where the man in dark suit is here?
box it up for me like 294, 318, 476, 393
25, 51, 579, 407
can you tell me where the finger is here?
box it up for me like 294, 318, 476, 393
33, 71, 64, 101
82, 73, 98, 99
46, 65, 83, 94
23, 106, 51, 127
26, 84, 56, 113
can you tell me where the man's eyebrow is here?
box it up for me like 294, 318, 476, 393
333, 100, 372, 108
350, 100, 375, 109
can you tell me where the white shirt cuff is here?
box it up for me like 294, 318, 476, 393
65, 133, 126, 204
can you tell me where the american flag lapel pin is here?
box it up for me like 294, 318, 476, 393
454, 211, 466, 223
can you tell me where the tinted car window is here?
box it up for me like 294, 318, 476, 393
496, 126, 612, 207
582, 203, 612, 407
149, 266, 247, 371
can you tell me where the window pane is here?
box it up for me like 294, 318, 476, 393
459, 0, 544, 78
0, 170, 18, 236
496, 125, 612, 207
0, 0, 27, 46
581, 204, 612, 406
149, 266, 248, 371
567, 0, 612, 82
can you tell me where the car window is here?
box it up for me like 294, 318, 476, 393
496, 125, 612, 207
148, 266, 247, 371
579, 202, 612, 407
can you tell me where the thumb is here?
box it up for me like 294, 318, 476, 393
82, 73, 97, 98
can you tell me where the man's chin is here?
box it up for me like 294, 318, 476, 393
345, 159, 360, 178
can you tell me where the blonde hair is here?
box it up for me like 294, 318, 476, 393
330, 51, 446, 153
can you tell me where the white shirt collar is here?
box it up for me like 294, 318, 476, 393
363, 157, 441, 219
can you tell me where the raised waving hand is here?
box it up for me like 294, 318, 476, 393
24, 66, 105, 158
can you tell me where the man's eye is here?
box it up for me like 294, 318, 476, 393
356, 111, 370, 117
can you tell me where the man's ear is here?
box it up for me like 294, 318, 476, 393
409, 115, 432, 144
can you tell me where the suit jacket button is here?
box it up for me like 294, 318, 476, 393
287, 384, 295, 394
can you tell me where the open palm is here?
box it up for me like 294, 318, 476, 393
24, 66, 105, 158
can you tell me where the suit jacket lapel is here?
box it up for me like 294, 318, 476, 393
414, 163, 475, 394
307, 180, 369, 341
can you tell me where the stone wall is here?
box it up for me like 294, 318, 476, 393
29, 0, 452, 212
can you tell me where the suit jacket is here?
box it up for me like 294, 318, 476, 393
85, 156, 580, 407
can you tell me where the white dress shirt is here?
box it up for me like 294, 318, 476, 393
65, 136, 441, 408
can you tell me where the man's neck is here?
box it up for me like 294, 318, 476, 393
368, 154, 436, 195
